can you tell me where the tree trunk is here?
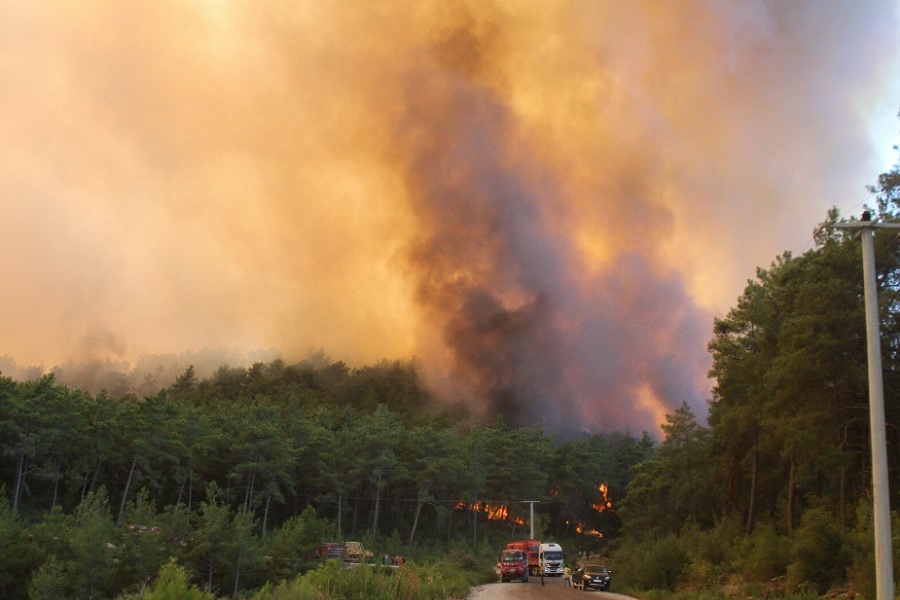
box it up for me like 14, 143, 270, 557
337, 489, 343, 535
117, 454, 138, 526
88, 460, 103, 499
13, 453, 27, 511
262, 490, 272, 537
232, 552, 242, 599
786, 459, 796, 537
244, 467, 256, 512
409, 494, 424, 549
51, 457, 61, 509
372, 473, 382, 536
746, 447, 758, 535
207, 557, 214, 594
685, 443, 697, 524
839, 466, 847, 529
472, 501, 477, 551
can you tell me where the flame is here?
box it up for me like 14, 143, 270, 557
591, 483, 614, 513
454, 501, 525, 524
570, 521, 605, 539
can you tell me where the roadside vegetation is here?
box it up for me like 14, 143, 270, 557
112, 554, 496, 600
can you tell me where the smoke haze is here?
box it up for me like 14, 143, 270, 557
2, 1, 899, 434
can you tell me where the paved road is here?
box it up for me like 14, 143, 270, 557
468, 575, 637, 600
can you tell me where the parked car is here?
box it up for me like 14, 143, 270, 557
316, 542, 346, 560
572, 563, 611, 591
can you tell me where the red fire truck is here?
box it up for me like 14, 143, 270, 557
498, 548, 529, 582
505, 539, 541, 576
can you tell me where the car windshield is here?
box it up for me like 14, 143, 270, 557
502, 551, 523, 561
584, 564, 608, 575
544, 551, 563, 560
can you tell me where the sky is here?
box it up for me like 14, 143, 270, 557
2, 1, 899, 436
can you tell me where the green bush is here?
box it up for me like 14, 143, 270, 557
615, 534, 687, 591
786, 506, 847, 594
145, 561, 215, 600
246, 553, 492, 600
741, 522, 791, 582
28, 557, 68, 600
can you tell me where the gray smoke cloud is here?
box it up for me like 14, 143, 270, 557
1, 1, 898, 435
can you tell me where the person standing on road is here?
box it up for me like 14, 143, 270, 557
540, 565, 545, 586
563, 565, 571, 587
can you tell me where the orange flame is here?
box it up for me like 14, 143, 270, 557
591, 483, 614, 513
454, 501, 525, 524
570, 521, 605, 538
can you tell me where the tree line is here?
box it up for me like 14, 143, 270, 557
612, 157, 900, 597
0, 357, 650, 598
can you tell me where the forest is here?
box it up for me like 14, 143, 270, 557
0, 357, 651, 599
3, 154, 900, 600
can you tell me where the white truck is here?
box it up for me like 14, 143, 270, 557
539, 542, 564, 576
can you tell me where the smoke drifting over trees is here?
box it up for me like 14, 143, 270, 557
2, 1, 899, 434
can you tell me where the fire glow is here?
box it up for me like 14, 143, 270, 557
2, 2, 897, 440
573, 523, 605, 539
592, 483, 614, 513
454, 501, 525, 525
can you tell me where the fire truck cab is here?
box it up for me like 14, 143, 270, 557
539, 542, 564, 576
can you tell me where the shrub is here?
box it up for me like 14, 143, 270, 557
616, 534, 687, 591
248, 557, 491, 600
143, 561, 215, 600
786, 506, 847, 594
741, 522, 791, 582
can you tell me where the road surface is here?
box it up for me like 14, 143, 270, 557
468, 575, 637, 600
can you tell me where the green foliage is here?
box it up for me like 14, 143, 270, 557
737, 522, 791, 582
68, 488, 121, 598
143, 560, 215, 600
615, 534, 687, 591
0, 490, 33, 599
843, 500, 877, 599
27, 556, 68, 600
263, 505, 334, 580
248, 556, 493, 600
619, 403, 718, 542
786, 505, 848, 594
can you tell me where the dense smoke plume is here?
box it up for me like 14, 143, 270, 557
2, 1, 899, 434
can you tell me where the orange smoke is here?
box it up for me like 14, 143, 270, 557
2, 1, 898, 435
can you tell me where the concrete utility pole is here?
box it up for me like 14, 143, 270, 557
523, 500, 540, 539
832, 212, 899, 600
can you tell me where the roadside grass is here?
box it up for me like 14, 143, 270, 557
120, 552, 497, 600
623, 588, 821, 600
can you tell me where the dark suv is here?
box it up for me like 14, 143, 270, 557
572, 563, 611, 591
